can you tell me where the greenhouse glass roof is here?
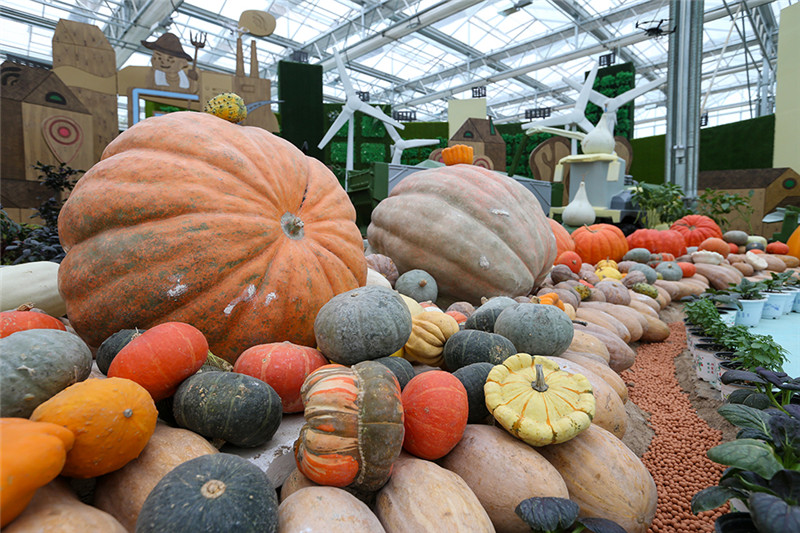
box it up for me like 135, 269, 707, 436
1, 0, 792, 136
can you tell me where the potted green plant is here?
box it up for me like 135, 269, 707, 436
629, 182, 691, 229
759, 273, 794, 319
727, 279, 767, 328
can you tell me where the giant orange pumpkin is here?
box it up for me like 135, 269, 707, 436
571, 224, 628, 266
669, 215, 722, 247
367, 165, 556, 305
789, 225, 800, 259
548, 218, 575, 259
57, 112, 366, 363
627, 229, 687, 258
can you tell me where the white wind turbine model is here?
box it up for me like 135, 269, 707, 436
318, 50, 405, 171
385, 124, 439, 165
562, 74, 667, 115
522, 62, 599, 136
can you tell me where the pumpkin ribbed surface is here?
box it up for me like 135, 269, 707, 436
571, 224, 628, 265
57, 112, 366, 363
548, 218, 575, 259
669, 215, 722, 247
367, 165, 556, 305
627, 229, 687, 258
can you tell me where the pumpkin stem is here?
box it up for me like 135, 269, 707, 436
532, 364, 548, 393
418, 280, 427, 287
281, 212, 305, 240
200, 479, 227, 499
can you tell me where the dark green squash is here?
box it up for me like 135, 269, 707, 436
453, 362, 494, 423
0, 329, 92, 417
96, 328, 145, 375
374, 356, 415, 390
173, 372, 281, 448
493, 303, 573, 358
395, 269, 438, 303
314, 286, 412, 365
463, 296, 517, 332
135, 453, 278, 533
443, 329, 516, 372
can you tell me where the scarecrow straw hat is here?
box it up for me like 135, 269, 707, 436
141, 33, 192, 61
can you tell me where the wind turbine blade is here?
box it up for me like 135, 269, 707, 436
384, 123, 402, 143
606, 76, 667, 112
357, 102, 405, 129
334, 51, 355, 97
523, 113, 573, 129
391, 146, 403, 164
403, 139, 439, 149
574, 63, 599, 113
564, 76, 607, 109
525, 126, 587, 141
318, 111, 351, 149
576, 117, 595, 134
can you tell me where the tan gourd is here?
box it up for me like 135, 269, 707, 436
567, 330, 611, 363
279, 487, 385, 532
557, 351, 628, 403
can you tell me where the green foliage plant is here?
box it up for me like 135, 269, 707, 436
696, 188, 755, 233
630, 182, 692, 228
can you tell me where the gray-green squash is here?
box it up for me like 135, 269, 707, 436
443, 329, 516, 371
173, 372, 282, 448
452, 363, 495, 424
314, 286, 412, 365
493, 303, 573, 357
463, 296, 517, 332
0, 329, 92, 417
395, 269, 438, 303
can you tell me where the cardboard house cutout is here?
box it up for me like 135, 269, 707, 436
449, 117, 507, 171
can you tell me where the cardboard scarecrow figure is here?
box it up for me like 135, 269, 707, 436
141, 33, 197, 93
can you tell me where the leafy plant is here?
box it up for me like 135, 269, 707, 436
1, 162, 83, 264
697, 188, 755, 233
692, 399, 800, 532
730, 334, 789, 372
727, 279, 766, 301
630, 182, 691, 228
515, 497, 626, 533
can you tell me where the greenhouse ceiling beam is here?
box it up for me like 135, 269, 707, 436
547, 0, 656, 81
372, 0, 667, 102
489, 35, 768, 121
399, 0, 776, 108
103, 0, 186, 67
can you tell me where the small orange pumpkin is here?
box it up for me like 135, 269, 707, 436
728, 242, 739, 255
788, 225, 800, 259
698, 237, 731, 257
555, 251, 582, 274
402, 371, 468, 460
676, 262, 697, 278
766, 241, 790, 255
30, 378, 158, 479
548, 219, 576, 258
441, 144, 474, 166
0, 418, 75, 527
571, 224, 629, 265
0, 311, 66, 339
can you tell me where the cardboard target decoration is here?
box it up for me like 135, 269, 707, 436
42, 115, 84, 164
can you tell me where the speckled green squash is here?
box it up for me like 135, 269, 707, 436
0, 329, 92, 418
493, 303, 574, 358
172, 372, 282, 448
136, 453, 278, 533
443, 329, 516, 372
463, 296, 517, 332
453, 362, 494, 423
374, 356, 416, 390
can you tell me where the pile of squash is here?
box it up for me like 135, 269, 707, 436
3, 113, 800, 533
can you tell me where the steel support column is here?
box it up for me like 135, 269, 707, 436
665, 0, 704, 197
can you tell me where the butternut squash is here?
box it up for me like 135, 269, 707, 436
639, 314, 671, 342
578, 302, 644, 342
651, 284, 671, 307
628, 299, 659, 319
538, 424, 657, 533
567, 330, 610, 363
557, 351, 628, 403
573, 323, 635, 373
548, 357, 627, 439
375, 454, 494, 532
692, 263, 742, 290
279, 468, 318, 503
628, 291, 660, 313
439, 425, 567, 533
279, 487, 385, 532
653, 280, 681, 301
575, 308, 630, 343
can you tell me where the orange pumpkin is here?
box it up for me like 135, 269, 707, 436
402, 371, 468, 460
669, 215, 722, 247
789, 225, 800, 259
0, 311, 66, 339
676, 262, 697, 278
698, 237, 731, 257
57, 112, 366, 363
294, 362, 404, 491
626, 229, 687, 258
233, 341, 329, 413
0, 418, 75, 527
555, 251, 582, 274
441, 144, 474, 166
728, 242, 740, 255
107, 322, 209, 401
445, 310, 468, 324
571, 224, 629, 265
548, 218, 576, 258
30, 378, 157, 478
537, 292, 566, 311
766, 241, 790, 255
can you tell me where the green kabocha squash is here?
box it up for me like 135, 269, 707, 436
463, 296, 518, 332
96, 328, 145, 375
443, 329, 516, 371
173, 372, 282, 448
655, 261, 683, 281
135, 453, 278, 533
314, 286, 412, 365
367, 165, 556, 305
57, 111, 366, 364
493, 303, 574, 358
622, 248, 652, 263
628, 263, 657, 284
395, 269, 438, 303
0, 329, 92, 418
374, 356, 416, 390
452, 362, 495, 423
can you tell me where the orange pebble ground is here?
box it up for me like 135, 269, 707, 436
623, 322, 729, 533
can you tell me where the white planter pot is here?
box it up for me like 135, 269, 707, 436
781, 289, 799, 314
762, 292, 792, 319
695, 344, 723, 389
793, 290, 800, 313
719, 310, 737, 327
735, 298, 766, 327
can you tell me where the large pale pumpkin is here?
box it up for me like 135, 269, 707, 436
57, 112, 366, 363
367, 165, 556, 305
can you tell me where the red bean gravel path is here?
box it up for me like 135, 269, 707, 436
623, 322, 729, 533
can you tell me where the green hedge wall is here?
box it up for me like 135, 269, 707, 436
629, 114, 776, 184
